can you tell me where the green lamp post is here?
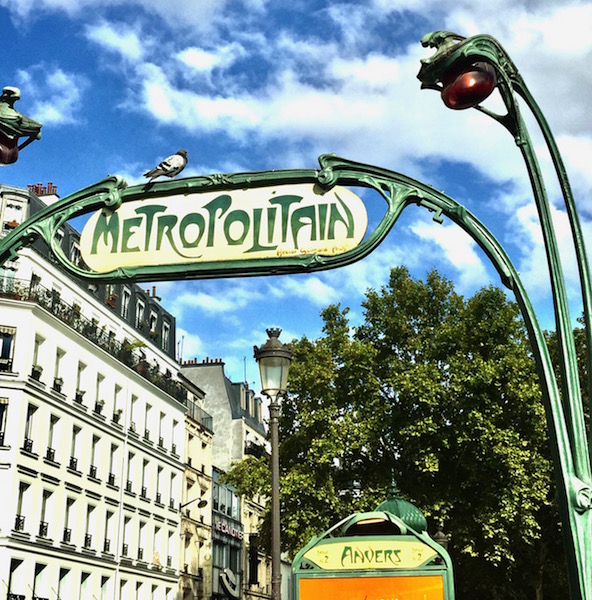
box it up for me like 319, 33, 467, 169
254, 328, 293, 600
418, 31, 592, 600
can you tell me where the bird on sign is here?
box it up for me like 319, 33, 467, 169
143, 149, 188, 181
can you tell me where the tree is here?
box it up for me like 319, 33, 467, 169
225, 267, 568, 598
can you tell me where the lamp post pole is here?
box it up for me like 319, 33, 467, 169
418, 31, 592, 600
269, 395, 282, 600
254, 328, 293, 600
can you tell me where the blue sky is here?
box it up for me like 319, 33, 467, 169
1, 0, 591, 388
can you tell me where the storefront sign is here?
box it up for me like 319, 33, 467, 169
215, 521, 244, 540
79, 184, 367, 272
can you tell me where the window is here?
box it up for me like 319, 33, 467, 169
171, 419, 178, 453
70, 425, 81, 470
126, 452, 135, 492
95, 373, 105, 406
33, 563, 48, 599
158, 412, 165, 447
8, 558, 25, 598
130, 395, 138, 430
104, 511, 114, 553
0, 326, 15, 371
167, 530, 175, 566
100, 575, 110, 600
156, 467, 163, 503
138, 521, 147, 560
3, 199, 24, 228
162, 322, 170, 352
64, 497, 76, 542
57, 567, 71, 599
16, 481, 30, 531
109, 443, 119, 485
170, 472, 177, 506
121, 289, 131, 320
79, 571, 91, 600
0, 397, 8, 445
153, 526, 162, 566
24, 404, 37, 452
141, 459, 149, 497
84, 505, 95, 548
70, 240, 82, 266
40, 489, 52, 537
90, 435, 100, 478
144, 403, 152, 440
33, 334, 45, 371
122, 516, 131, 555
48, 414, 59, 447
54, 348, 65, 389
135, 298, 145, 329
149, 311, 158, 333
76, 361, 86, 393
114, 384, 122, 415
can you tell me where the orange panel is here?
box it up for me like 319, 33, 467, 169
299, 575, 444, 600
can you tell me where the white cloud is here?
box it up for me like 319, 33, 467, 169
15, 65, 88, 125
85, 21, 147, 62
410, 220, 490, 291
177, 43, 246, 74
272, 275, 340, 307
176, 327, 204, 363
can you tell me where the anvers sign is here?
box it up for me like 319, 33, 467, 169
80, 183, 367, 272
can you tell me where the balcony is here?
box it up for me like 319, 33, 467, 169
69, 456, 78, 471
108, 472, 116, 486
122, 543, 128, 556
104, 538, 111, 553
62, 527, 71, 543
38, 521, 48, 537
141, 486, 148, 499
14, 514, 25, 531
125, 480, 133, 493
22, 437, 33, 453
0, 276, 191, 403
245, 440, 267, 459
89, 465, 98, 478
138, 547, 144, 561
7, 594, 25, 600
84, 533, 92, 548
45, 447, 55, 461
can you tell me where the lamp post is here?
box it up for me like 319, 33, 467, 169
418, 31, 592, 599
254, 328, 293, 600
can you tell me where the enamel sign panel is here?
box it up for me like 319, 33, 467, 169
303, 539, 438, 571
299, 575, 445, 600
79, 183, 367, 273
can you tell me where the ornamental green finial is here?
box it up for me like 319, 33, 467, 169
0, 85, 42, 164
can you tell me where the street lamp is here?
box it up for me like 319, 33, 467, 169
418, 31, 592, 600
254, 328, 293, 600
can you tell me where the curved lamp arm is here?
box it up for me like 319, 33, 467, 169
418, 31, 592, 600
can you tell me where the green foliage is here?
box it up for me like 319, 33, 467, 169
226, 267, 569, 598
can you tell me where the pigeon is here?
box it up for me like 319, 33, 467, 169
143, 149, 188, 181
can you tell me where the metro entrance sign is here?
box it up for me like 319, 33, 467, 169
79, 183, 367, 273
1, 28, 591, 599
292, 510, 454, 600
